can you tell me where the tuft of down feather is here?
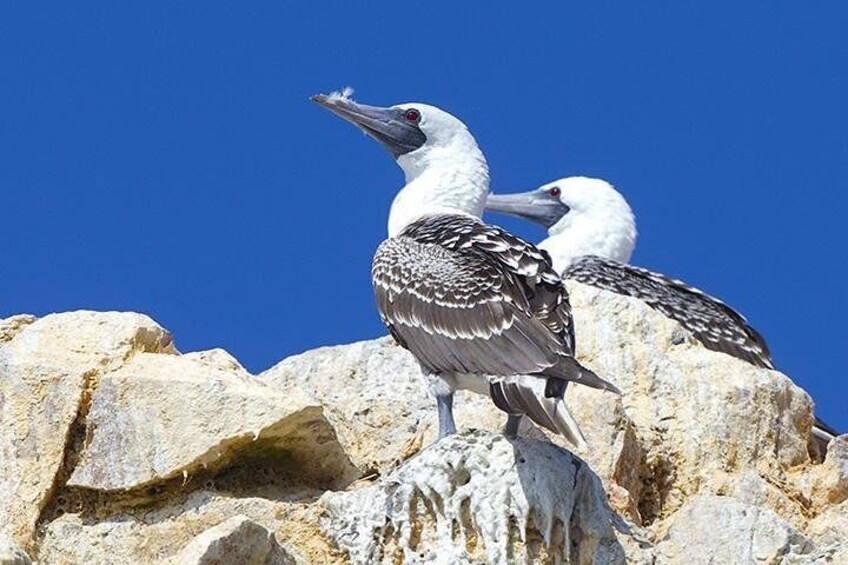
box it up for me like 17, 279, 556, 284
325, 86, 355, 103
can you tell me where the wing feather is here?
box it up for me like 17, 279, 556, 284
372, 214, 572, 377
565, 255, 773, 369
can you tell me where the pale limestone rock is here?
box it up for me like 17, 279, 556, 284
0, 314, 36, 344
0, 311, 171, 549
261, 337, 511, 475
806, 435, 848, 510
4, 310, 175, 368
567, 281, 815, 522
807, 500, 848, 548
38, 490, 341, 565
167, 515, 291, 565
0, 535, 31, 565
1, 295, 843, 564
652, 495, 814, 564
787, 543, 848, 564
182, 348, 252, 376
320, 431, 628, 564
561, 387, 643, 522
69, 351, 359, 491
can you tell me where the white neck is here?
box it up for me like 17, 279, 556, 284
387, 139, 489, 237
539, 198, 636, 272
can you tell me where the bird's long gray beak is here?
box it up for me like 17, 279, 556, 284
486, 190, 570, 229
311, 93, 426, 158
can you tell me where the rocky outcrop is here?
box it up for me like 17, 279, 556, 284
0, 312, 172, 554
1, 281, 845, 563
567, 284, 815, 527
67, 350, 358, 492
320, 432, 629, 564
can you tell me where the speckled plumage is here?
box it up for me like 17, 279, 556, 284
372, 214, 618, 443
565, 255, 772, 369
373, 214, 575, 374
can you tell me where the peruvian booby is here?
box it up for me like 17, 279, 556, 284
312, 92, 618, 446
486, 176, 839, 445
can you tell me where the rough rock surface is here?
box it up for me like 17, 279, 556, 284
166, 515, 292, 565
800, 436, 848, 511
38, 490, 339, 565
0, 314, 35, 344
0, 311, 172, 550
1, 283, 846, 564
68, 350, 358, 492
568, 282, 817, 526
261, 336, 509, 475
321, 432, 626, 564
0, 535, 31, 565
651, 495, 813, 563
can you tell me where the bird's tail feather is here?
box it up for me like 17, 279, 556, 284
812, 424, 837, 446
547, 356, 621, 394
813, 416, 839, 442
490, 377, 588, 449
810, 421, 838, 462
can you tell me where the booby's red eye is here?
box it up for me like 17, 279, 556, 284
404, 109, 421, 123
549, 186, 561, 198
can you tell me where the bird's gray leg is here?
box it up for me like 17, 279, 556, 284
437, 392, 457, 439
423, 370, 458, 440
504, 414, 522, 439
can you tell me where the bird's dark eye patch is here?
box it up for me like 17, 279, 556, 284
404, 109, 421, 123
548, 186, 561, 198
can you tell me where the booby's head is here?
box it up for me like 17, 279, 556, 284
486, 177, 637, 271
313, 89, 489, 236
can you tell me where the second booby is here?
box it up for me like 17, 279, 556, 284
312, 92, 618, 446
486, 176, 839, 445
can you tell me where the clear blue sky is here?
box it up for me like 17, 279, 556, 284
2, 4, 845, 430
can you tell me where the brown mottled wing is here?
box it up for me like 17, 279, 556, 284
565, 255, 773, 368
401, 214, 576, 350
371, 214, 574, 377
